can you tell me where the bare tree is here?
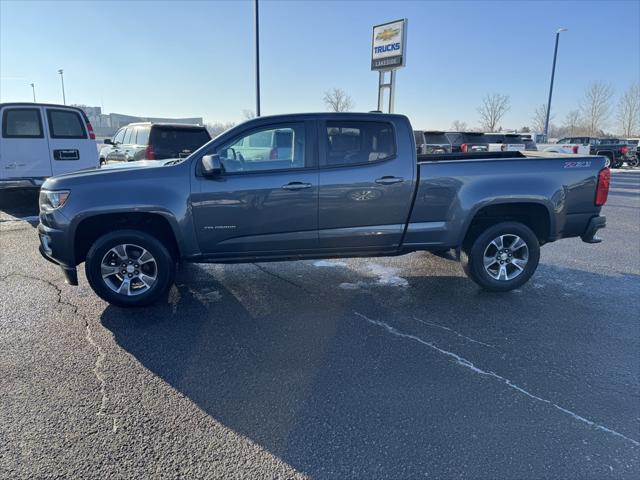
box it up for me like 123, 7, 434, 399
562, 110, 582, 137
617, 83, 640, 137
477, 93, 510, 132
205, 121, 236, 138
450, 120, 468, 131
580, 81, 614, 136
323, 87, 354, 112
531, 104, 553, 133
242, 109, 256, 120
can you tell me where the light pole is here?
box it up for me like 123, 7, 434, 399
30, 83, 36, 102
254, 0, 261, 117
544, 28, 568, 139
58, 69, 66, 105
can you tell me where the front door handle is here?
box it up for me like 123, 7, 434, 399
375, 176, 404, 185
282, 182, 312, 190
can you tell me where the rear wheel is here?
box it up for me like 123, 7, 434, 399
627, 157, 639, 168
85, 230, 175, 307
463, 222, 540, 292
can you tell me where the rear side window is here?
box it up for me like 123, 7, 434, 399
2, 108, 43, 138
122, 128, 134, 144
150, 127, 211, 155
135, 126, 150, 145
47, 109, 86, 138
325, 121, 395, 166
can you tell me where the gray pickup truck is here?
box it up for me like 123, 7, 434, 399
37, 113, 609, 307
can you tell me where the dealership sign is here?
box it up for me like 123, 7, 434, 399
371, 19, 407, 70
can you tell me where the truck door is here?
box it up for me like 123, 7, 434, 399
318, 119, 415, 250
44, 107, 98, 175
0, 106, 52, 182
191, 120, 319, 254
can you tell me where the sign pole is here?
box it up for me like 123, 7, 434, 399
389, 69, 396, 113
254, 0, 261, 117
377, 71, 385, 111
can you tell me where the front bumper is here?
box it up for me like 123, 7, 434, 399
37, 222, 78, 285
0, 177, 47, 190
581, 215, 606, 244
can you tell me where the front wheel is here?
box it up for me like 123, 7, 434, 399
627, 157, 639, 168
85, 230, 175, 307
463, 222, 540, 292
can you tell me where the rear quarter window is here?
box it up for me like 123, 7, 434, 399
47, 109, 86, 139
135, 127, 150, 145
2, 108, 43, 138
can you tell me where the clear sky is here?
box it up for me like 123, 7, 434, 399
1, 0, 639, 130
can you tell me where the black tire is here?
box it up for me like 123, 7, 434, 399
85, 229, 175, 307
610, 155, 622, 169
627, 157, 639, 168
463, 221, 540, 292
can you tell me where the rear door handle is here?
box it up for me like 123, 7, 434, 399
375, 176, 404, 185
282, 182, 312, 190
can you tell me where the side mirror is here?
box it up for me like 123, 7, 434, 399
104, 138, 113, 145
201, 154, 223, 177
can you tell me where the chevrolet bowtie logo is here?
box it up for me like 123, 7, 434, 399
376, 28, 400, 41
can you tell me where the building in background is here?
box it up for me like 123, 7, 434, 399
72, 105, 203, 138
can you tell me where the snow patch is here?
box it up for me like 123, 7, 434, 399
367, 263, 409, 287
313, 260, 347, 268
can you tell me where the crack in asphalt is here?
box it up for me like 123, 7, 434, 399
413, 316, 497, 349
252, 263, 313, 294
355, 311, 640, 448
0, 273, 118, 433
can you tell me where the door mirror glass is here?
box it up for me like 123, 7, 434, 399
103, 138, 113, 145
201, 154, 223, 177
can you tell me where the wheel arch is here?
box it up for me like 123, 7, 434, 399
73, 210, 181, 265
460, 201, 553, 252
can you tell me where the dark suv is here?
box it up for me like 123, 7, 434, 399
445, 132, 489, 153
99, 123, 211, 164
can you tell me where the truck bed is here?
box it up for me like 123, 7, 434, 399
404, 153, 606, 249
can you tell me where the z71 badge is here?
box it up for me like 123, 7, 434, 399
564, 161, 592, 169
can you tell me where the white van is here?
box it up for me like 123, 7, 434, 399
0, 103, 99, 190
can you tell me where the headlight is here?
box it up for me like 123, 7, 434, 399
39, 190, 70, 212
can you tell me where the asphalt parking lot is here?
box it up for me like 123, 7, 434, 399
1, 170, 639, 479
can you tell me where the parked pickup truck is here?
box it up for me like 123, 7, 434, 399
37, 113, 609, 307
549, 137, 633, 168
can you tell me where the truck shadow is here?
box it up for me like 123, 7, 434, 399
100, 260, 639, 478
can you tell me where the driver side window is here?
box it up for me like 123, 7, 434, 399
216, 123, 306, 173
